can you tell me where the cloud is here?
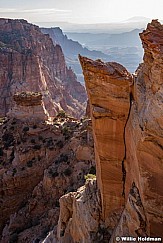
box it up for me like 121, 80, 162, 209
0, 8, 17, 13
0, 8, 71, 14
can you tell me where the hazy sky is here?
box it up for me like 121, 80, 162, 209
0, 0, 162, 24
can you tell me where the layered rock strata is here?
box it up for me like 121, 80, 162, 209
0, 116, 95, 242
57, 179, 110, 243
79, 56, 132, 230
7, 91, 49, 121
0, 18, 87, 119
78, 19, 163, 240
123, 19, 163, 238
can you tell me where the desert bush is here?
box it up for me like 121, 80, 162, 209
27, 160, 33, 167
12, 168, 17, 176
55, 200, 60, 207
0, 148, 3, 156
55, 154, 68, 164
62, 126, 69, 135
9, 150, 15, 163
32, 217, 40, 226
60, 153, 69, 162
9, 126, 15, 131
63, 168, 72, 176
33, 144, 41, 150
9, 233, 18, 243
31, 138, 36, 144
23, 126, 29, 132
56, 140, 64, 149
46, 138, 53, 147
89, 166, 96, 175
2, 132, 14, 148
38, 135, 43, 141
84, 173, 96, 181
57, 110, 66, 118
11, 120, 16, 125
48, 168, 59, 177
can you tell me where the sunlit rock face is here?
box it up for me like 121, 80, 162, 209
7, 92, 49, 122
79, 56, 132, 231
57, 179, 103, 243
0, 18, 87, 119
79, 20, 163, 240
124, 19, 163, 238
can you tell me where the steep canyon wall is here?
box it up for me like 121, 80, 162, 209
0, 18, 87, 119
78, 19, 163, 240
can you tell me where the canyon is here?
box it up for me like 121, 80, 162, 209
41, 27, 143, 84
0, 18, 94, 242
41, 27, 109, 84
0, 18, 87, 120
56, 19, 163, 242
0, 18, 162, 243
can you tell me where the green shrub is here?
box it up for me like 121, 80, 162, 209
60, 154, 69, 162
46, 138, 54, 147
11, 120, 16, 125
84, 174, 96, 181
56, 140, 64, 149
23, 126, 29, 132
57, 110, 66, 118
55, 200, 60, 207
12, 168, 17, 176
33, 144, 41, 150
0, 148, 3, 156
62, 126, 69, 135
9, 150, 15, 163
38, 135, 43, 141
2, 132, 14, 148
49, 168, 59, 177
89, 166, 96, 175
9, 233, 18, 243
27, 160, 33, 167
10, 126, 15, 131
55, 154, 68, 164
63, 168, 72, 176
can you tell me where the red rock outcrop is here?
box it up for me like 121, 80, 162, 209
123, 19, 163, 238
7, 91, 49, 122
0, 116, 95, 242
79, 56, 132, 230
0, 18, 87, 119
57, 179, 109, 243
77, 19, 163, 240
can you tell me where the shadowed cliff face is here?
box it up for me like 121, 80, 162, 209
78, 20, 163, 239
0, 18, 87, 119
124, 19, 163, 238
0, 116, 95, 242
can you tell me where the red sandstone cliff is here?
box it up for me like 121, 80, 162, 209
0, 18, 87, 119
0, 115, 95, 242
56, 19, 163, 242
1, 19, 163, 243
123, 19, 163, 238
